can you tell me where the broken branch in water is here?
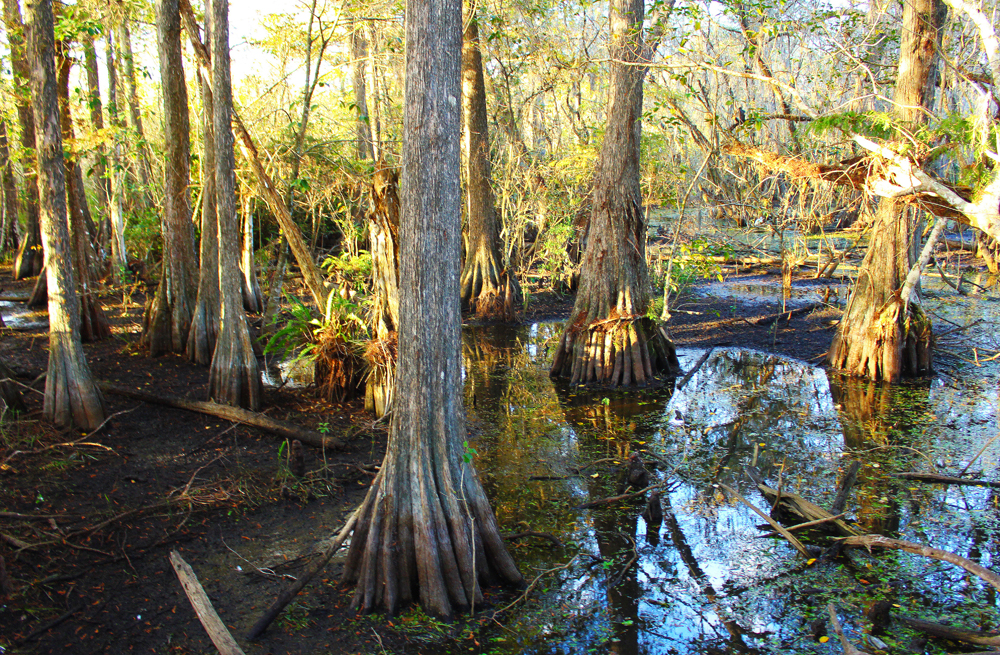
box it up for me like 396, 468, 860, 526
891, 471, 1000, 489
841, 534, 1000, 592
898, 616, 1000, 648
720, 483, 809, 557
827, 604, 868, 655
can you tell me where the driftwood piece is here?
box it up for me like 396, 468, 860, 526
827, 604, 868, 655
170, 551, 246, 655
830, 460, 861, 515
892, 471, 1000, 490
898, 616, 1000, 648
745, 466, 861, 537
720, 483, 809, 556
247, 507, 359, 641
842, 534, 1000, 592
98, 382, 342, 449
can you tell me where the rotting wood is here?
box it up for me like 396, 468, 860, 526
892, 472, 1000, 489
247, 506, 359, 641
745, 465, 861, 537
720, 483, 809, 556
98, 382, 342, 449
169, 551, 246, 655
898, 616, 1000, 648
842, 534, 1000, 592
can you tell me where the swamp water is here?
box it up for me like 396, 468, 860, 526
451, 323, 1000, 655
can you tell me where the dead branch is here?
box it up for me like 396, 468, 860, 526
574, 483, 658, 509
891, 472, 1000, 489
170, 551, 247, 655
830, 460, 861, 515
492, 554, 581, 616
676, 346, 714, 391
756, 512, 848, 538
504, 531, 564, 548
98, 382, 342, 449
842, 534, 1000, 592
745, 466, 861, 537
247, 506, 360, 641
898, 616, 1000, 648
720, 483, 809, 556
827, 604, 868, 655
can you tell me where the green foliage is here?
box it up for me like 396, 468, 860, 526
322, 250, 373, 293
808, 111, 898, 142
263, 294, 323, 367
659, 238, 731, 301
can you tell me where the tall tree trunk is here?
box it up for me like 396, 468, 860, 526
207, 0, 262, 410
827, 0, 944, 382
56, 38, 109, 342
0, 119, 19, 254
187, 0, 218, 365
341, 0, 523, 617
351, 17, 374, 160
27, 0, 106, 430
116, 21, 153, 191
5, 0, 42, 280
104, 31, 127, 282
143, 0, 198, 356
459, 0, 520, 322
81, 32, 111, 227
549, 0, 680, 386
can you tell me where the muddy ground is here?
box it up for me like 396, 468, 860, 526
0, 262, 854, 655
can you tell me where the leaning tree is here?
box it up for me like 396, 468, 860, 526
26, 0, 106, 430
549, 0, 680, 386
340, 0, 523, 616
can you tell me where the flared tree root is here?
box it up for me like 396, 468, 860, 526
550, 316, 680, 387
341, 456, 524, 618
460, 252, 520, 322
828, 300, 933, 382
45, 331, 106, 430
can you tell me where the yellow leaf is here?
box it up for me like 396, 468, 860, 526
819, 636, 829, 643
591, 473, 600, 478
806, 558, 817, 565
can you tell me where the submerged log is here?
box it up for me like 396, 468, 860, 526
897, 616, 1000, 648
98, 382, 343, 449
745, 465, 862, 537
891, 471, 1000, 489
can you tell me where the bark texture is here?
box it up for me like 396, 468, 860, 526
5, 0, 43, 280
56, 38, 109, 343
341, 0, 523, 616
0, 119, 19, 254
549, 0, 679, 386
144, 0, 197, 355
351, 18, 374, 160
104, 32, 128, 281
187, 7, 219, 366
207, 0, 262, 410
827, 0, 943, 382
459, 0, 520, 322
364, 164, 399, 417
27, 0, 106, 430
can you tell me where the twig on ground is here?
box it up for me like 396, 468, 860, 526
170, 551, 247, 655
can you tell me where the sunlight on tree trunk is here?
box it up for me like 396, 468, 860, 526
459, 0, 520, 322
364, 164, 399, 418
6, 0, 42, 280
27, 0, 106, 431
341, 0, 523, 616
207, 0, 262, 410
827, 0, 943, 382
104, 32, 128, 283
549, 0, 680, 387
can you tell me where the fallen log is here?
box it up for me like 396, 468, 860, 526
842, 534, 1000, 592
892, 472, 1000, 490
830, 460, 861, 515
827, 605, 868, 655
676, 346, 714, 391
898, 616, 1000, 648
98, 382, 343, 450
170, 551, 246, 655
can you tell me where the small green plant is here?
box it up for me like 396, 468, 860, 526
461, 440, 478, 464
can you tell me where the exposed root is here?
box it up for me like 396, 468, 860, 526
363, 333, 397, 418
313, 324, 365, 403
550, 316, 679, 387
828, 299, 933, 382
